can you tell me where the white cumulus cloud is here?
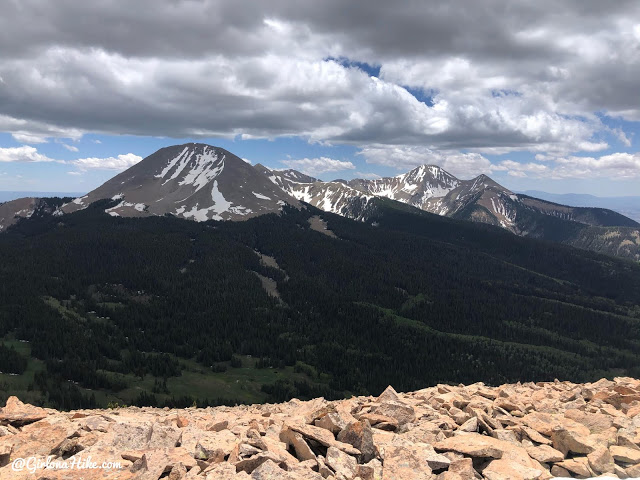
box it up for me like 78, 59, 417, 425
551, 152, 640, 179
281, 157, 355, 176
0, 146, 55, 163
0, 1, 638, 184
0, 146, 141, 172
70, 153, 142, 171
358, 146, 493, 179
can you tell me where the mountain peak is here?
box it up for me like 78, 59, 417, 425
399, 164, 459, 186
402, 163, 444, 177
275, 169, 318, 183
62, 143, 297, 221
468, 173, 508, 193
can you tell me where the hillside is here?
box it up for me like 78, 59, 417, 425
2, 377, 640, 479
0, 200, 639, 411
0, 197, 68, 232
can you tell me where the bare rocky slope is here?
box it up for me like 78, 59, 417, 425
0, 198, 65, 232
3, 378, 640, 479
0, 198, 41, 232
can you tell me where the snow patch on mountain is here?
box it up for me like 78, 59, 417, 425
154, 146, 226, 193
156, 146, 190, 182
210, 180, 231, 215
180, 204, 212, 222
105, 200, 148, 217
252, 192, 271, 200
174, 180, 254, 222
72, 195, 88, 206
179, 150, 224, 192
353, 165, 460, 212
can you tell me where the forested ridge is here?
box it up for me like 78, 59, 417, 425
0, 198, 639, 410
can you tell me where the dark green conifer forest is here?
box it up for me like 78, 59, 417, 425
0, 198, 639, 409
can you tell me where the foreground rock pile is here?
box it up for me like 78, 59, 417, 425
2, 378, 640, 479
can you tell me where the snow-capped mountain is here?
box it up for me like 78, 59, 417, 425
59, 143, 638, 236
424, 174, 521, 228
6, 142, 635, 260
349, 164, 460, 212
255, 164, 376, 221
63, 144, 297, 221
255, 160, 639, 260
346, 166, 523, 227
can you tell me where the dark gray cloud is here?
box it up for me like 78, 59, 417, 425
0, 0, 639, 169
4, 1, 631, 61
1, 0, 267, 59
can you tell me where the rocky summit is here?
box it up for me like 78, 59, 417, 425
2, 379, 640, 479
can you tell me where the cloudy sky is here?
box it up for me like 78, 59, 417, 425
1, 0, 639, 196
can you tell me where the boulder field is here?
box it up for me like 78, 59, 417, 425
2, 378, 640, 479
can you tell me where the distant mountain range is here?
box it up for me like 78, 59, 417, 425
1, 143, 639, 260
523, 190, 640, 223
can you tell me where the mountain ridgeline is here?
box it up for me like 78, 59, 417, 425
0, 143, 638, 260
